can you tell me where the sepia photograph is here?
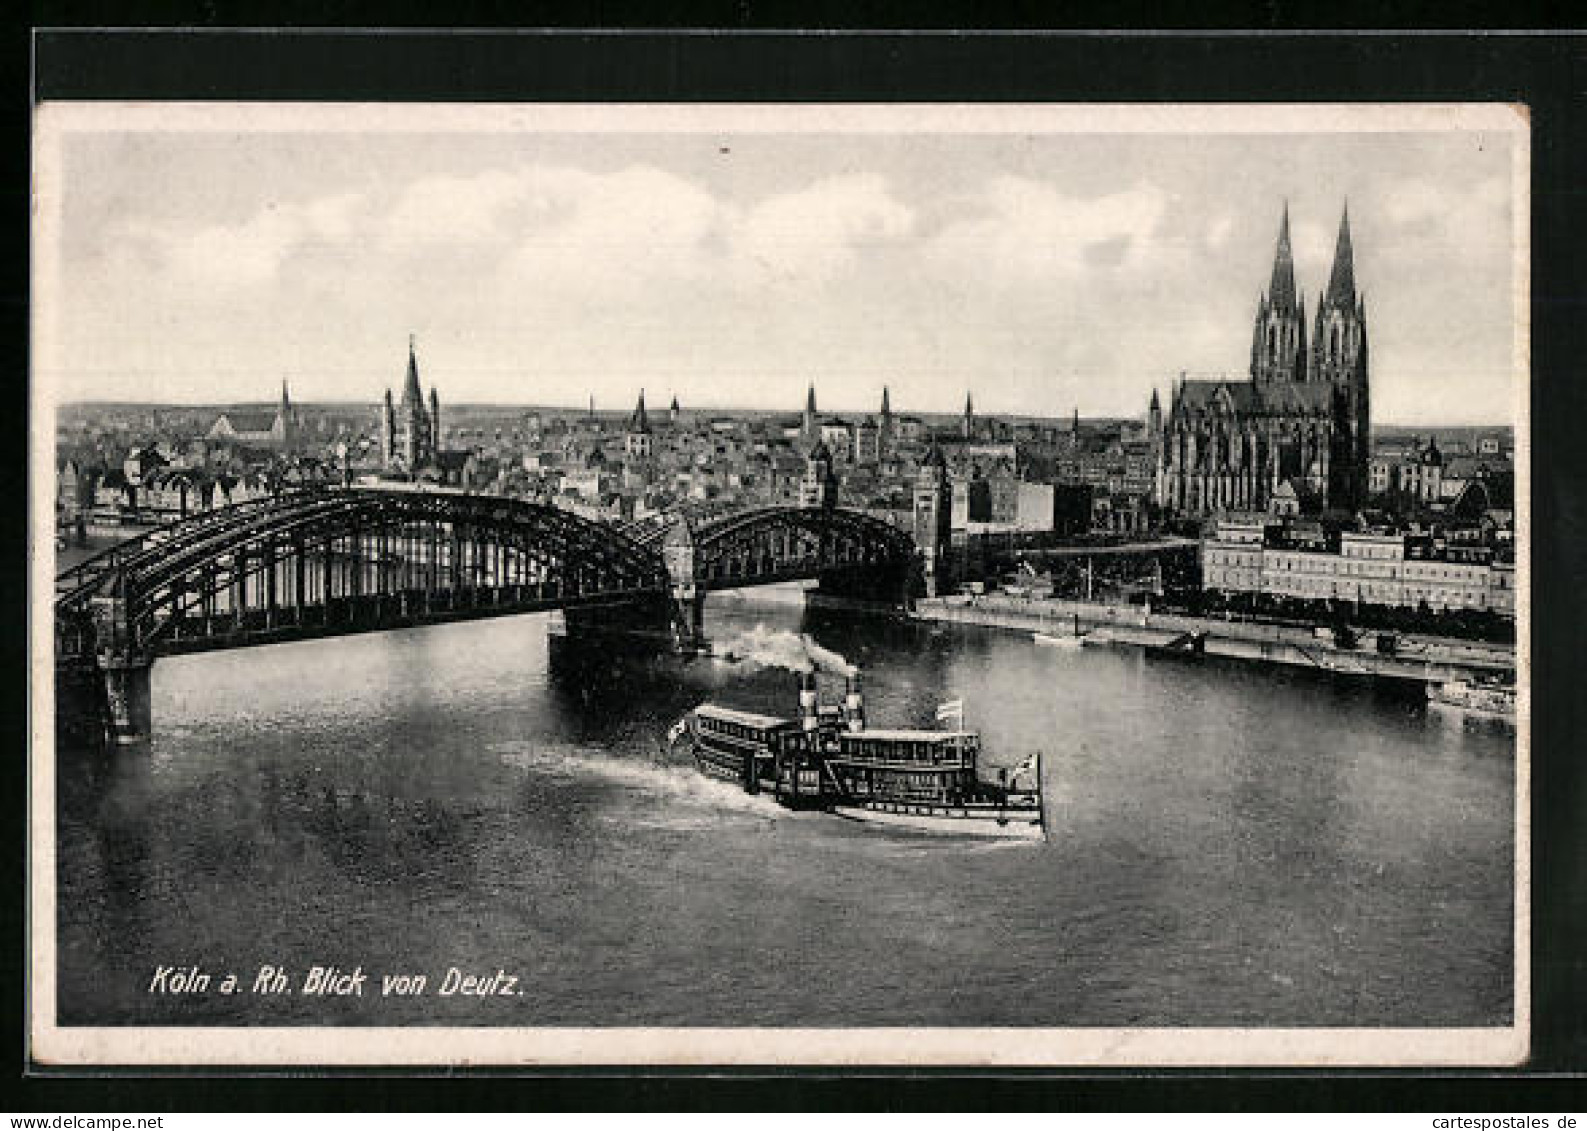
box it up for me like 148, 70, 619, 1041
29, 101, 1528, 1067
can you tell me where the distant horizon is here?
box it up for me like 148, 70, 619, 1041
55, 397, 1515, 434
37, 104, 1525, 430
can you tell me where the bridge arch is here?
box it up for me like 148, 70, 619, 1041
57, 487, 669, 663
687, 505, 915, 592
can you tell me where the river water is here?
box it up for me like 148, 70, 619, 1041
55, 595, 1515, 1028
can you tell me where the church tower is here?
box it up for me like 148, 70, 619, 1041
962, 392, 975, 440
1250, 204, 1309, 386
1312, 203, 1371, 506
276, 379, 296, 451
913, 444, 954, 597
380, 389, 395, 467
428, 386, 442, 453
395, 334, 434, 473
802, 383, 819, 445
799, 440, 838, 509
879, 386, 893, 451
626, 389, 654, 460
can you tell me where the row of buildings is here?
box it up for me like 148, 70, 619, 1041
58, 199, 1515, 627
1203, 513, 1516, 617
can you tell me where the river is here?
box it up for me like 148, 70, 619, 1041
54, 593, 1515, 1028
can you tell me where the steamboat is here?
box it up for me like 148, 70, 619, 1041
676, 673, 1045, 840
1426, 676, 1517, 722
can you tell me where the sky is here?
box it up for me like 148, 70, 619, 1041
35, 104, 1525, 425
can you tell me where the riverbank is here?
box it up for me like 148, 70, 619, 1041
913, 593, 1516, 684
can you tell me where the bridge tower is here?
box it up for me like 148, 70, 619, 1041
799, 440, 838, 510
89, 571, 154, 746
661, 516, 706, 650
913, 443, 954, 597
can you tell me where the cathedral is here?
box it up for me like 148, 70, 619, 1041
380, 335, 442, 474
1155, 204, 1370, 517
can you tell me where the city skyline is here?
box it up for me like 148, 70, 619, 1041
37, 103, 1525, 425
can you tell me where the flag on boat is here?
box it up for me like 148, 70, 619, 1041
1009, 752, 1039, 782
666, 716, 690, 745
935, 699, 964, 723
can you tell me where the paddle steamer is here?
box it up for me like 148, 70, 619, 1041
678, 674, 1045, 840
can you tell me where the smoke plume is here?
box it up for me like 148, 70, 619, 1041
711, 623, 858, 677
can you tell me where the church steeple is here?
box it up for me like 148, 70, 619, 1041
401, 333, 424, 406
1252, 203, 1308, 386
625, 389, 654, 461
1324, 201, 1357, 307
1267, 201, 1299, 311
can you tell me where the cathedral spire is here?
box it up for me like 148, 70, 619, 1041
631, 389, 651, 434
401, 334, 423, 406
1267, 201, 1298, 310
1324, 201, 1357, 307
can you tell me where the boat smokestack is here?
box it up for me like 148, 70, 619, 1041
844, 673, 865, 733
799, 671, 819, 732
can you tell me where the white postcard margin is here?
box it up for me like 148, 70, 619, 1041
28, 100, 1532, 1068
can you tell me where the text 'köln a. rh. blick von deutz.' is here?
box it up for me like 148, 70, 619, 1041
146, 964, 524, 997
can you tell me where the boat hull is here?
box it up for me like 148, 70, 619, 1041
831, 799, 1046, 840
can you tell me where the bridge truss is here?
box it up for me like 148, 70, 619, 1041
54, 488, 921, 745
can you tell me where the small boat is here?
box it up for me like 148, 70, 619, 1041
673, 673, 1046, 841
1033, 632, 1084, 650
1426, 678, 1516, 721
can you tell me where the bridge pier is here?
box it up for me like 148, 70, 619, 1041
671, 589, 707, 652
98, 655, 154, 747
90, 580, 155, 747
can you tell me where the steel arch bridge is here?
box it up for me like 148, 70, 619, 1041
57, 486, 669, 664
681, 506, 914, 591
55, 487, 920, 745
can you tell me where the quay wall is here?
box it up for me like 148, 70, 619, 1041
913, 594, 1515, 683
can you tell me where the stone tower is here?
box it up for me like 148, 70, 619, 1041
879, 386, 893, 451
390, 334, 435, 473
380, 389, 395, 465
276, 380, 296, 451
1312, 203, 1371, 507
802, 383, 819, 445
962, 392, 974, 440
799, 440, 838, 509
626, 389, 654, 460
1250, 203, 1309, 387
913, 443, 954, 597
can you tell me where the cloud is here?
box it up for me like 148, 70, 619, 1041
110, 190, 370, 289
733, 173, 914, 282
922, 178, 1170, 283
379, 170, 529, 249
1381, 174, 1510, 253
498, 164, 725, 290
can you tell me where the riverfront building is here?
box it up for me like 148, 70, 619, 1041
1202, 515, 1516, 617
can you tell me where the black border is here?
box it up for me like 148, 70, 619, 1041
16, 28, 1587, 1110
